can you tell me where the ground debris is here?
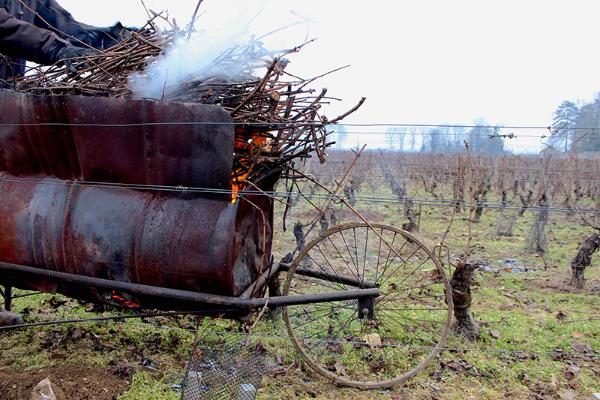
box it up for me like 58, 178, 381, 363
489, 329, 502, 339
40, 326, 104, 352
571, 342, 597, 361
111, 363, 135, 380
31, 378, 59, 400
362, 333, 383, 350
556, 310, 568, 320
529, 379, 557, 400
431, 358, 484, 380
0, 366, 129, 400
558, 389, 577, 400
564, 364, 581, 380
142, 358, 159, 372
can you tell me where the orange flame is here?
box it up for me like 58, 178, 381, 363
232, 128, 270, 203
232, 170, 248, 203
111, 291, 141, 309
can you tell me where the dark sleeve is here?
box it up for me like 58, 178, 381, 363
0, 7, 68, 64
34, 0, 103, 47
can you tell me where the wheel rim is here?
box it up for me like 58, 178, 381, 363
282, 223, 453, 389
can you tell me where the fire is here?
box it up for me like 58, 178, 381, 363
111, 291, 141, 309
231, 127, 270, 203
231, 170, 248, 203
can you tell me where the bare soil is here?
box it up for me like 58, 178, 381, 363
0, 365, 130, 400
533, 276, 600, 295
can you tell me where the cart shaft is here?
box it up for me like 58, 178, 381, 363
0, 262, 380, 309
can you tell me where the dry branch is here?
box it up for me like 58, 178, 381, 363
15, 23, 364, 191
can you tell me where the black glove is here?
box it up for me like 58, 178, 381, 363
56, 45, 98, 74
85, 23, 138, 50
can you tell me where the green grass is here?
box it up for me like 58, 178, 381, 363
119, 373, 180, 400
1, 183, 599, 399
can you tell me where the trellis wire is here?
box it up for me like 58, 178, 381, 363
0, 176, 598, 214
0, 120, 599, 131
1, 311, 596, 359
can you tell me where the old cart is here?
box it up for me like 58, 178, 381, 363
0, 91, 453, 389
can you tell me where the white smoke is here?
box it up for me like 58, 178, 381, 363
129, 26, 257, 100
128, 1, 315, 100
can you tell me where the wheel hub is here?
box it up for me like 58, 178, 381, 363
357, 296, 376, 320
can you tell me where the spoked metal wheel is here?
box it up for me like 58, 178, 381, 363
282, 223, 453, 389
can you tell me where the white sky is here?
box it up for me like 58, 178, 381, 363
58, 0, 600, 152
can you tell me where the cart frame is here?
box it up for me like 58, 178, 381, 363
0, 260, 380, 310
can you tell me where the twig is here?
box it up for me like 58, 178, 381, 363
187, 0, 205, 40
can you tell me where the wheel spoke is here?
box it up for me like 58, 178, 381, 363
379, 245, 425, 287
305, 251, 348, 291
327, 235, 362, 284
377, 236, 413, 284
283, 223, 452, 388
339, 229, 361, 280
375, 227, 383, 282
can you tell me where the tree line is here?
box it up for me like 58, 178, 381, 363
385, 120, 506, 155
550, 93, 600, 153
332, 122, 507, 155
332, 91, 600, 154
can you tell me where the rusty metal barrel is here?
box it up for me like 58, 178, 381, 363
0, 91, 273, 309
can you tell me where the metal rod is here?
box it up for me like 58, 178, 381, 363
0, 262, 379, 309
268, 288, 380, 307
11, 291, 41, 300
0, 310, 224, 332
3, 286, 12, 311
239, 262, 282, 299
279, 263, 378, 289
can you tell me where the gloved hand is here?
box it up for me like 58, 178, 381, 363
85, 23, 139, 50
56, 45, 98, 74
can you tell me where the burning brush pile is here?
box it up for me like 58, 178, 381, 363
15, 19, 364, 195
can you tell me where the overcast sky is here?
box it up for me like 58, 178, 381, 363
58, 0, 600, 152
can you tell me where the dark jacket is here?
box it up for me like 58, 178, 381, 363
0, 0, 127, 84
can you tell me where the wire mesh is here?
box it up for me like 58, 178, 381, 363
181, 335, 268, 400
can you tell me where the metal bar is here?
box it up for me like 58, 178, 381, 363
267, 288, 380, 307
278, 263, 378, 289
0, 262, 379, 309
11, 291, 41, 300
239, 262, 282, 300
3, 286, 12, 311
0, 310, 229, 332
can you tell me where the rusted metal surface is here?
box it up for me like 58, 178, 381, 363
0, 90, 233, 189
0, 91, 274, 309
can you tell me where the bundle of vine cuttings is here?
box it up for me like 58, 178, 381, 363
16, 21, 365, 189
